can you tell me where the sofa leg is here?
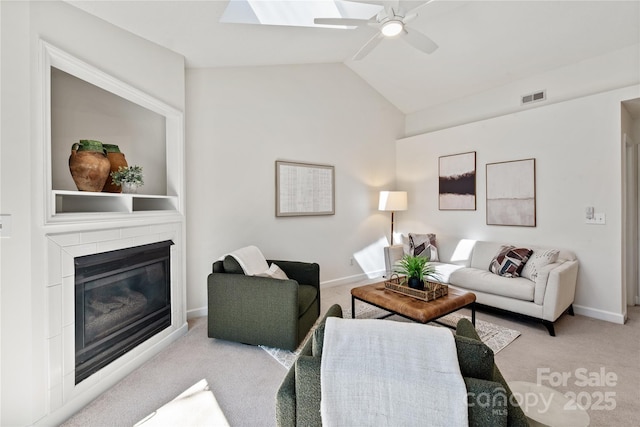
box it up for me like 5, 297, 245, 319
567, 304, 575, 316
542, 320, 556, 337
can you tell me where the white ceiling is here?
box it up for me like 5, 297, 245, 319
67, 0, 640, 115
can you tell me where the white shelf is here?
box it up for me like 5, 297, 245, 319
53, 190, 179, 215
42, 42, 184, 225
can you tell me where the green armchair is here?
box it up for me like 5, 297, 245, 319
207, 256, 320, 351
276, 305, 528, 427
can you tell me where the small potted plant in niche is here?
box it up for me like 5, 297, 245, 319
110, 165, 144, 194
393, 254, 440, 290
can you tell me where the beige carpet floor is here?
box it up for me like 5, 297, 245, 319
62, 283, 640, 427
491, 304, 640, 427
62, 316, 286, 427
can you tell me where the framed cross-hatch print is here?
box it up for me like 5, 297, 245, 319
439, 151, 476, 210
486, 158, 536, 227
276, 161, 335, 217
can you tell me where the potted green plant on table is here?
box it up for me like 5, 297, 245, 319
393, 254, 440, 290
110, 165, 144, 194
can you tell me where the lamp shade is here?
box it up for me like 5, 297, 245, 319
378, 191, 408, 211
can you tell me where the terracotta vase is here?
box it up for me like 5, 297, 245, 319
102, 144, 128, 193
68, 140, 111, 192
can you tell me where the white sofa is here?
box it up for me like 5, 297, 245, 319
384, 235, 579, 336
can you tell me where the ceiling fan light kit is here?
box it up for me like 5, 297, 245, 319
314, 0, 439, 60
381, 20, 403, 37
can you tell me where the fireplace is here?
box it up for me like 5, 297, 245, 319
74, 240, 173, 384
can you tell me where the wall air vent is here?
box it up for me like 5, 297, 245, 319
521, 90, 546, 105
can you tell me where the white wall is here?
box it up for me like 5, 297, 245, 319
406, 45, 640, 136
0, 1, 185, 425
396, 85, 640, 324
1, 2, 32, 424
185, 64, 404, 316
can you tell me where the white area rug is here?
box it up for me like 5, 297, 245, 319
261, 303, 521, 369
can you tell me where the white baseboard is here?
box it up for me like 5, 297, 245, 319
187, 306, 208, 319
320, 270, 385, 288
572, 304, 625, 324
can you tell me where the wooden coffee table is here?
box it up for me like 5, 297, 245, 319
351, 281, 476, 325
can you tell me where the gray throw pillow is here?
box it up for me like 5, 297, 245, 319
222, 256, 244, 274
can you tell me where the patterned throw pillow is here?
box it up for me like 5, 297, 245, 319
521, 249, 560, 281
489, 246, 533, 278
408, 233, 440, 262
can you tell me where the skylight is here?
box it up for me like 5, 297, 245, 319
220, 0, 382, 29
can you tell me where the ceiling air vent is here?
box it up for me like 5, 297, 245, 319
521, 90, 546, 105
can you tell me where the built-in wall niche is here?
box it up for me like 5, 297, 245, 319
41, 41, 184, 222
51, 68, 167, 195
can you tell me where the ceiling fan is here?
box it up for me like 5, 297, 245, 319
314, 0, 438, 61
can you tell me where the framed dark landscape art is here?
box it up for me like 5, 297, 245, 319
439, 151, 476, 210
486, 158, 536, 227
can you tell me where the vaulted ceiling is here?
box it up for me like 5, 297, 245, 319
67, 0, 640, 115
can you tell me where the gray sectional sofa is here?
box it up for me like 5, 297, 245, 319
384, 235, 579, 335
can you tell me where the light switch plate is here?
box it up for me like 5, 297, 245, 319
0, 214, 12, 237
585, 213, 606, 225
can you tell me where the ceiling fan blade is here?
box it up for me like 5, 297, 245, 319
403, 12, 417, 23
404, 0, 436, 14
402, 27, 438, 54
382, 1, 399, 20
353, 32, 384, 60
314, 17, 371, 26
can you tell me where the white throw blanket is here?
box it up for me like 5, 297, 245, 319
320, 318, 468, 427
226, 245, 269, 275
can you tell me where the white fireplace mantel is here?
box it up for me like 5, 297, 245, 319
35, 41, 187, 426
42, 223, 187, 425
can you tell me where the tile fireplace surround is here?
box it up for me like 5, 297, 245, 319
43, 221, 187, 424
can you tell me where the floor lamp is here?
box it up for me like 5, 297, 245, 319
378, 191, 408, 245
